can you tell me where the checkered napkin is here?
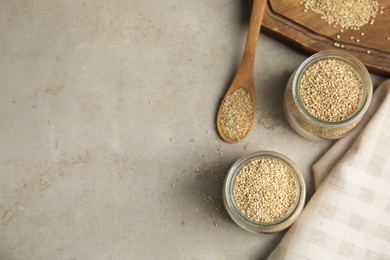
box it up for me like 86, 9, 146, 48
268, 79, 390, 259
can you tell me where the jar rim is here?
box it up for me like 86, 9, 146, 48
223, 151, 306, 233
292, 50, 373, 127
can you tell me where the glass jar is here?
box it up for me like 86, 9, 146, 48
283, 50, 373, 141
223, 151, 306, 234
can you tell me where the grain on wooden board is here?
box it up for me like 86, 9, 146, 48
302, 0, 379, 30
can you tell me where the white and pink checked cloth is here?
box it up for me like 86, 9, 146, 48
268, 79, 390, 259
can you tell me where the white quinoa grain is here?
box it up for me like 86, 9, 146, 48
219, 88, 253, 141
299, 59, 363, 122
302, 0, 379, 30
233, 158, 298, 223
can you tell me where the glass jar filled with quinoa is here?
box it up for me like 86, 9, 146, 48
283, 50, 372, 141
223, 151, 306, 233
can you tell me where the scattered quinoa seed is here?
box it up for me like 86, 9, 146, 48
233, 158, 298, 223
219, 88, 253, 141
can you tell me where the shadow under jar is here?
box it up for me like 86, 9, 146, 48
283, 50, 373, 141
223, 151, 306, 234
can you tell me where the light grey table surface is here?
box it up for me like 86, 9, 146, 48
0, 1, 385, 259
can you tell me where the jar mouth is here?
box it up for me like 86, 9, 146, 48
223, 151, 306, 232
292, 50, 373, 127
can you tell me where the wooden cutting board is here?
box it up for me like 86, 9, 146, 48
262, 0, 390, 76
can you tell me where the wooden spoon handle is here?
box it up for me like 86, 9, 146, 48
242, 0, 266, 69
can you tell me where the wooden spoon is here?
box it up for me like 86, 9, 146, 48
217, 0, 266, 143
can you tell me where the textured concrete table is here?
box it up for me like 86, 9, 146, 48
0, 1, 384, 259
